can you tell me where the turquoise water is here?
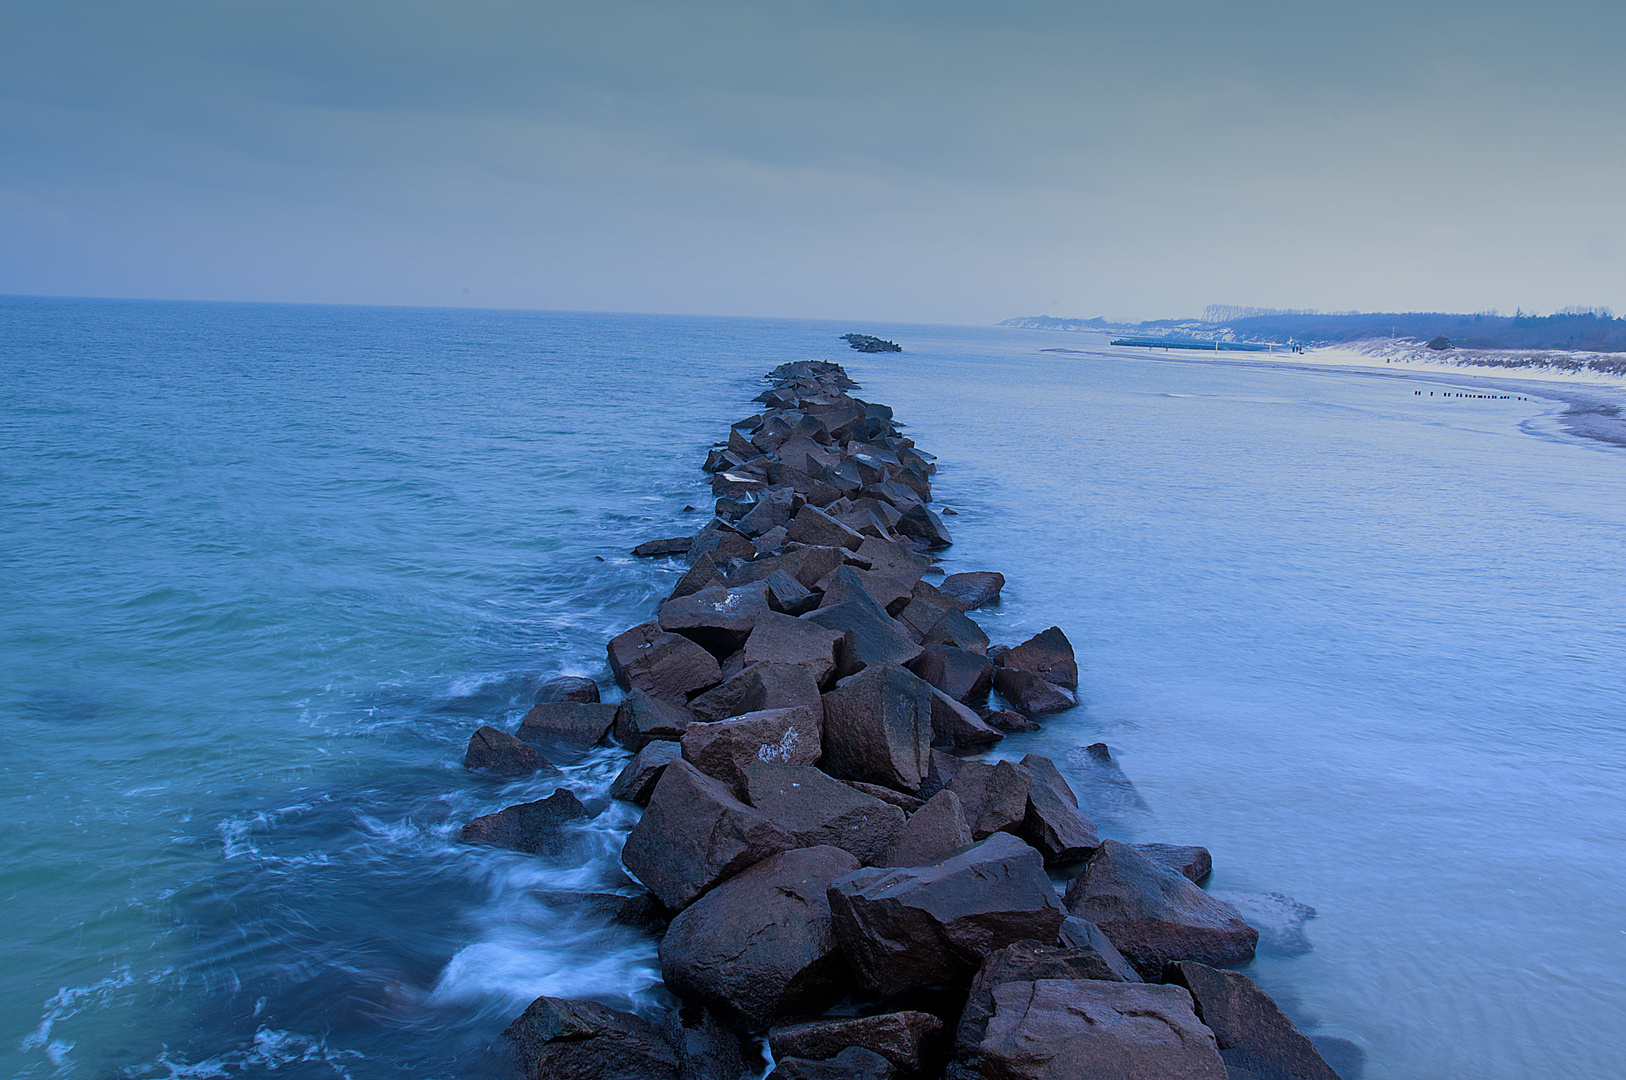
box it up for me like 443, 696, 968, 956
2, 297, 1623, 1078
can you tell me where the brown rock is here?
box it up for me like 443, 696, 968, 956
991, 667, 1076, 716
1134, 844, 1213, 885
996, 626, 1078, 688
464, 725, 560, 777
612, 690, 696, 750
681, 706, 824, 794
669, 551, 728, 600
743, 763, 906, 866
516, 701, 619, 750
503, 996, 680, 1080
938, 571, 1004, 610
536, 675, 601, 704
820, 663, 934, 794
920, 607, 989, 655
1019, 754, 1100, 865
769, 1011, 943, 1075
737, 611, 843, 683
884, 788, 973, 867
688, 661, 824, 722
658, 582, 774, 658
843, 780, 925, 813
803, 598, 923, 678
608, 621, 723, 703
926, 685, 1004, 752
632, 536, 694, 558
786, 505, 866, 551
815, 564, 912, 615
459, 788, 589, 856
908, 645, 993, 704
1164, 961, 1343, 1080
768, 1047, 895, 1080
609, 740, 682, 805
946, 759, 1032, 840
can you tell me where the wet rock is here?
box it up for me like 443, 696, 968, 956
844, 780, 925, 813
610, 740, 683, 805
614, 690, 697, 750
926, 685, 1004, 752
982, 707, 1040, 733
609, 622, 724, 703
517, 701, 619, 751
688, 518, 756, 566
908, 645, 993, 704
786, 505, 866, 551
459, 788, 589, 856
659, 582, 774, 658
884, 788, 973, 867
737, 611, 843, 683
769, 1011, 943, 1075
536, 675, 602, 704
1134, 843, 1212, 885
895, 589, 960, 641
762, 569, 818, 615
634, 536, 695, 558
1165, 961, 1342, 1080
803, 598, 923, 677
1063, 839, 1258, 978
768, 1047, 895, 1080
670, 552, 729, 601
622, 758, 796, 910
820, 663, 934, 794
853, 537, 930, 588
995, 626, 1078, 688
816, 564, 912, 615
768, 462, 844, 509
657, 1003, 754, 1080
743, 763, 905, 866
975, 979, 1226, 1080
712, 472, 768, 500
1019, 754, 1100, 866
689, 661, 824, 722
991, 667, 1075, 716
464, 725, 560, 777
1208, 890, 1316, 955
1057, 916, 1144, 982
659, 846, 860, 1028
682, 706, 824, 794
827, 832, 1065, 995
503, 996, 680, 1080
920, 608, 989, 656
894, 504, 952, 549
946, 759, 1032, 840
938, 571, 1004, 610
738, 487, 796, 538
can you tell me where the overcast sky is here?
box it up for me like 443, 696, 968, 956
2, 1, 1623, 323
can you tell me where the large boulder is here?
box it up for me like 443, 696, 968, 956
884, 788, 973, 867
681, 706, 823, 794
768, 1047, 895, 1080
975, 979, 1226, 1080
736, 612, 843, 683
743, 763, 906, 866
463, 726, 560, 777
769, 1011, 943, 1075
895, 581, 961, 641
734, 545, 847, 590
827, 832, 1065, 995
737, 487, 796, 538
1165, 961, 1343, 1080
657, 1005, 754, 1080
802, 600, 923, 678
996, 626, 1078, 688
516, 701, 619, 751
502, 995, 680, 1080
820, 663, 934, 794
761, 569, 818, 616
1134, 843, 1212, 885
894, 504, 952, 549
909, 645, 993, 704
938, 572, 1004, 611
608, 621, 723, 703
991, 667, 1075, 716
945, 759, 1032, 840
815, 564, 912, 615
536, 675, 602, 704
854, 537, 930, 587
689, 661, 823, 722
1019, 754, 1100, 865
670, 551, 728, 601
920, 608, 989, 656
622, 759, 795, 910
659, 846, 860, 1028
459, 788, 589, 856
658, 582, 774, 657
1063, 840, 1258, 978
609, 740, 683, 805
613, 690, 697, 750
926, 685, 1003, 752
786, 505, 866, 551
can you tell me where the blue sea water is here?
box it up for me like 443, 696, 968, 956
1, 296, 1623, 1079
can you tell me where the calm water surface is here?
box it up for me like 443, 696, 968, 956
2, 298, 1622, 1079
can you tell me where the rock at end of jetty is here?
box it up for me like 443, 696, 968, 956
1019, 753, 1100, 866
502, 995, 680, 1080
909, 645, 994, 704
894, 504, 952, 549
1164, 961, 1343, 1080
658, 845, 859, 1028
1063, 839, 1258, 978
459, 788, 589, 856
991, 667, 1075, 716
463, 725, 560, 777
1134, 842, 1213, 885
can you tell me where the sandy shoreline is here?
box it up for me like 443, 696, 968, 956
1039, 342, 1626, 449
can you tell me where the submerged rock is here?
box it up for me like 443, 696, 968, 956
536, 675, 601, 704
938, 571, 1003, 610
459, 788, 589, 856
995, 626, 1078, 688
463, 725, 560, 777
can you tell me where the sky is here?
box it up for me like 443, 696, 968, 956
2, 0, 1624, 324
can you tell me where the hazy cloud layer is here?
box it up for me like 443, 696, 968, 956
3, 1, 1623, 322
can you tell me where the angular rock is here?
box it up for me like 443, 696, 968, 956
762, 568, 818, 615
613, 690, 697, 750
743, 763, 905, 866
768, 1047, 895, 1080
609, 621, 724, 703
853, 537, 930, 588
659, 582, 774, 658
844, 780, 925, 812
909, 645, 994, 704
1019, 754, 1100, 865
827, 832, 1065, 995
996, 626, 1078, 688
1135, 844, 1213, 885
503, 995, 681, 1080
976, 979, 1226, 1080
920, 608, 989, 656
1063, 839, 1258, 978
894, 504, 952, 549
609, 740, 683, 805
657, 1004, 753, 1080
1057, 916, 1142, 981
820, 663, 934, 793
464, 725, 560, 777
803, 599, 923, 678
938, 571, 1004, 610
884, 788, 973, 867
622, 759, 796, 910
536, 675, 601, 704
991, 667, 1075, 716
633, 536, 695, 558
918, 748, 965, 800
737, 611, 842, 683
738, 487, 796, 538
682, 706, 823, 794
786, 504, 866, 551
753, 524, 790, 558
734, 545, 847, 591
517, 701, 619, 750
946, 759, 1032, 840
689, 661, 824, 722
1165, 961, 1343, 1080
895, 583, 961, 642
659, 846, 859, 1028
459, 788, 589, 856
815, 564, 912, 615
670, 551, 728, 601
982, 707, 1040, 733
926, 685, 1003, 752
770, 1011, 943, 1075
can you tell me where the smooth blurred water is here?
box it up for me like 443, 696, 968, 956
2, 297, 1622, 1080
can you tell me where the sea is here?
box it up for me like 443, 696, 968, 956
2, 296, 1623, 1080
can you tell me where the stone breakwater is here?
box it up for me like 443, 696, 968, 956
457, 361, 1344, 1080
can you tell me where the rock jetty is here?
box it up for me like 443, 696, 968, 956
459, 360, 1346, 1079
842, 333, 903, 353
